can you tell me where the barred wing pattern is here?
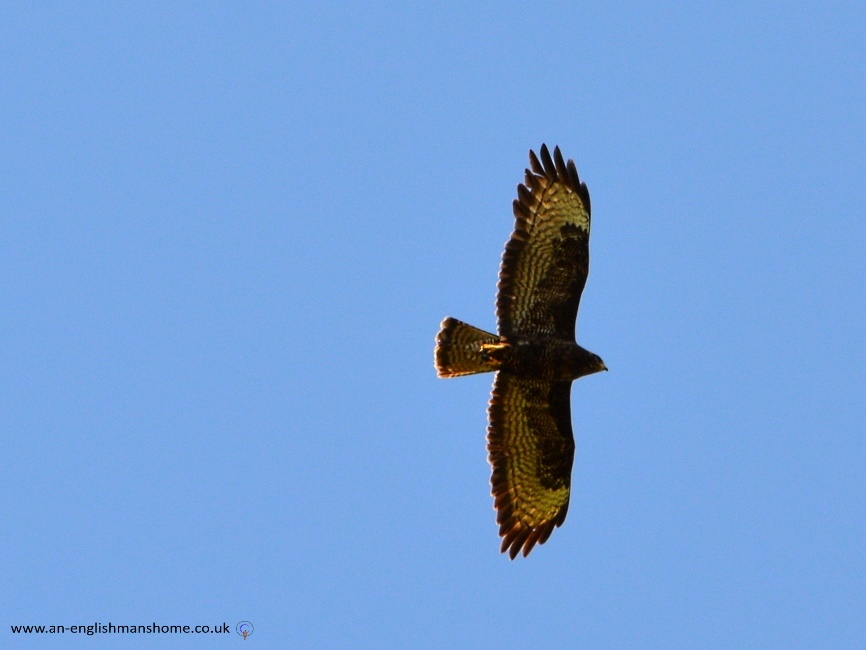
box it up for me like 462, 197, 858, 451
488, 145, 592, 558
488, 373, 575, 559
496, 145, 591, 340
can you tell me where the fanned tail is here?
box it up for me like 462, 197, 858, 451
434, 317, 502, 378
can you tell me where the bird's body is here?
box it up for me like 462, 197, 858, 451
484, 338, 603, 382
435, 144, 606, 559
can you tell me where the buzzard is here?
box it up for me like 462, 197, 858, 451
435, 144, 606, 559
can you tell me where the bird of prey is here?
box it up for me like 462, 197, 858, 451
434, 144, 606, 559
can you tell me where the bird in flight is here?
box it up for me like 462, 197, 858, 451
435, 144, 607, 559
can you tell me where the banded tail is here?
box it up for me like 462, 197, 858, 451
435, 317, 503, 378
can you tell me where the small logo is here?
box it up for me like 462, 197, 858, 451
236, 621, 254, 639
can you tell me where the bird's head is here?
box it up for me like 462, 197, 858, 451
591, 354, 608, 374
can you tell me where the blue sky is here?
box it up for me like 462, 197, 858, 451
3, 2, 865, 647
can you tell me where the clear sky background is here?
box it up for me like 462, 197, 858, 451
3, 2, 865, 648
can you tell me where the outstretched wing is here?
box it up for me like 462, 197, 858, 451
496, 144, 591, 340
487, 372, 575, 559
